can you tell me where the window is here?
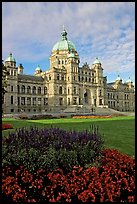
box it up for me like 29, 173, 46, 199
85, 77, 87, 82
99, 90, 102, 97
44, 87, 47, 94
78, 76, 80, 81
27, 86, 31, 94
68, 98, 70, 105
92, 79, 94, 83
33, 98, 36, 105
58, 60, 60, 64
59, 87, 62, 94
14, 70, 16, 76
74, 87, 76, 94
68, 88, 70, 94
11, 96, 13, 104
89, 78, 91, 82
74, 76, 76, 81
59, 98, 63, 105
11, 86, 13, 92
49, 75, 51, 80
44, 98, 48, 105
38, 98, 41, 105
62, 75, 64, 80
108, 93, 110, 99
32, 86, 36, 94
27, 97, 31, 105
17, 85, 20, 93
57, 74, 60, 80
21, 85, 25, 93
11, 70, 13, 75
73, 97, 77, 105
99, 99, 102, 105
18, 97, 20, 105
21, 97, 25, 105
38, 87, 41, 94
11, 109, 14, 112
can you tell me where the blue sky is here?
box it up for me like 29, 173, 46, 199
2, 2, 135, 84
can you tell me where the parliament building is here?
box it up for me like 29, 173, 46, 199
3, 29, 135, 114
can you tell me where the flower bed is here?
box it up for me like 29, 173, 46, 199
2, 149, 135, 202
2, 126, 104, 173
2, 123, 13, 130
72, 115, 112, 119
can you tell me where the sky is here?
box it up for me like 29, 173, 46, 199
2, 2, 135, 84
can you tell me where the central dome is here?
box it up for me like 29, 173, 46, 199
52, 29, 76, 52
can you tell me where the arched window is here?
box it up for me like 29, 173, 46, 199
108, 93, 110, 99
38, 87, 41, 94
89, 78, 91, 82
21, 85, 25, 93
32, 86, 36, 94
27, 86, 31, 94
85, 77, 87, 82
59, 87, 62, 94
44, 87, 47, 94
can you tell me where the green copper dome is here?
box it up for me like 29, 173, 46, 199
5, 53, 16, 62
35, 65, 42, 71
93, 57, 101, 64
52, 29, 76, 52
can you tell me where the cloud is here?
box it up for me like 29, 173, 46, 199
2, 2, 135, 83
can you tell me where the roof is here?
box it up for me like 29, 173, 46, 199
18, 74, 44, 82
52, 29, 76, 52
35, 65, 42, 71
93, 57, 101, 64
5, 53, 16, 62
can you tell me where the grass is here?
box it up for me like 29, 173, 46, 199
2, 116, 135, 156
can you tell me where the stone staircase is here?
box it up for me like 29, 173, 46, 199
63, 105, 127, 115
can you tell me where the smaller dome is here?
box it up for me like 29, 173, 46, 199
93, 57, 101, 64
5, 53, 16, 62
126, 77, 132, 83
35, 65, 42, 71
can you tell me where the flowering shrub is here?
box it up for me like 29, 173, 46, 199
2, 123, 13, 130
2, 149, 135, 202
2, 126, 104, 173
72, 115, 112, 119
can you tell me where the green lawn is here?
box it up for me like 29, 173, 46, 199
2, 116, 135, 156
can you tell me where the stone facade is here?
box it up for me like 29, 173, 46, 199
3, 30, 135, 114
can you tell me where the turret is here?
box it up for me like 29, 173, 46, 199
18, 64, 24, 75
5, 53, 16, 68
